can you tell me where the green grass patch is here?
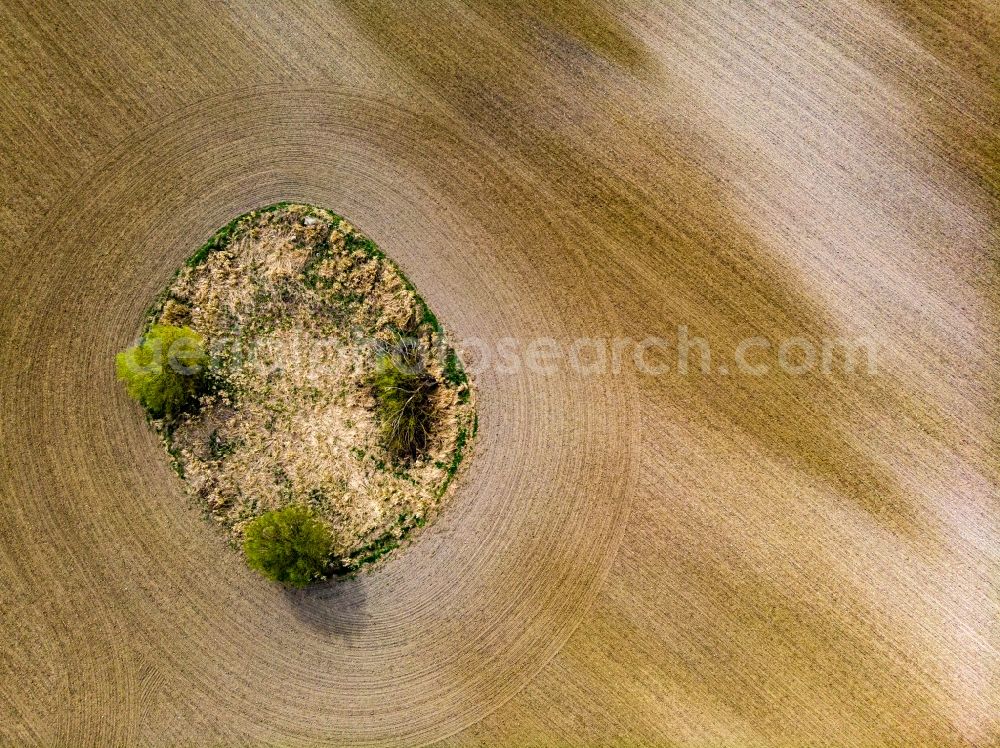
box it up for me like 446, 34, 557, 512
344, 531, 399, 569
437, 425, 468, 497
208, 429, 239, 459
443, 346, 467, 388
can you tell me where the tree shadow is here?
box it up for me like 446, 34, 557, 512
281, 574, 370, 642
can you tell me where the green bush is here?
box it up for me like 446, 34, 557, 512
242, 505, 334, 587
115, 324, 209, 419
371, 347, 437, 461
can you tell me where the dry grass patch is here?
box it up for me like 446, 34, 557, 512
120, 203, 476, 578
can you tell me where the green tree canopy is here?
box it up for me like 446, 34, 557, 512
242, 505, 334, 587
115, 324, 209, 419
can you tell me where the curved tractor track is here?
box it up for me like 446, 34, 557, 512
1, 1, 997, 746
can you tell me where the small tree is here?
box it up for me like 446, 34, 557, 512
242, 505, 334, 587
371, 346, 437, 461
115, 324, 209, 419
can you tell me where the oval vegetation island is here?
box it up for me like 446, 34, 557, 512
117, 203, 476, 586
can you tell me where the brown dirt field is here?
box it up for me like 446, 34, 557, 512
0, 1, 996, 746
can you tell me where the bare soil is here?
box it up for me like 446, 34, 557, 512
1, 1, 996, 746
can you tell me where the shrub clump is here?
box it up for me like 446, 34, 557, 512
115, 324, 209, 419
242, 505, 334, 587
371, 346, 438, 461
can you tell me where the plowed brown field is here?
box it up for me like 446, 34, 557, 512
1, 1, 996, 746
